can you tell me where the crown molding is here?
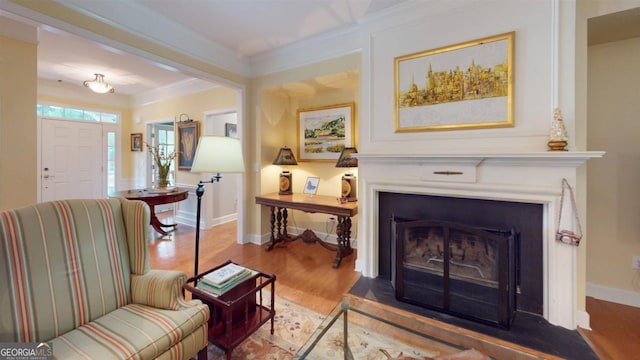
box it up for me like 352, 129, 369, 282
132, 78, 219, 107
53, 0, 251, 77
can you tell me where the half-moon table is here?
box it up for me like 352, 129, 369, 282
111, 188, 189, 235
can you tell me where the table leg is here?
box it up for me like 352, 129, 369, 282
332, 216, 353, 268
149, 206, 178, 235
267, 207, 291, 251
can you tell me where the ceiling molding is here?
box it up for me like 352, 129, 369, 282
250, 25, 361, 77
132, 78, 219, 108
53, 0, 251, 77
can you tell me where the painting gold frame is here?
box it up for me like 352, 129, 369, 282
176, 121, 200, 170
394, 32, 514, 132
297, 102, 356, 162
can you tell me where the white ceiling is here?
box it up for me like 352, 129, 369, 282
3, 1, 640, 97
22, 0, 408, 96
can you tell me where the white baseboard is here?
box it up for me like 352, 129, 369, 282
586, 282, 640, 308
575, 309, 591, 330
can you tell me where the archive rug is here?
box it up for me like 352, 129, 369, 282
203, 293, 466, 360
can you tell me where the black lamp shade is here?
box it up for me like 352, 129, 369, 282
272, 146, 298, 166
335, 147, 358, 168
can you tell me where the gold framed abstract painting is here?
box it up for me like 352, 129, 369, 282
395, 32, 514, 132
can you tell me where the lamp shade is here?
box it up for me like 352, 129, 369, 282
272, 146, 298, 166
335, 147, 358, 168
190, 136, 245, 173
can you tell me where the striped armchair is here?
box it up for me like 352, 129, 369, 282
0, 198, 209, 360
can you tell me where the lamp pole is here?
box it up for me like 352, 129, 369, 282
193, 173, 222, 277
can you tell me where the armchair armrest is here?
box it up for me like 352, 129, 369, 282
131, 269, 202, 310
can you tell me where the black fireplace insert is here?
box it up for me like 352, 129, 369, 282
393, 219, 517, 328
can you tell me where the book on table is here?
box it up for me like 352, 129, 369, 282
203, 263, 249, 285
197, 263, 254, 296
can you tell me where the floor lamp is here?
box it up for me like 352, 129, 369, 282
190, 135, 245, 276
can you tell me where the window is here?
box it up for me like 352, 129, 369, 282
37, 104, 119, 123
106, 131, 116, 195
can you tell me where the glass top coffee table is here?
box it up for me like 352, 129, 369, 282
295, 296, 550, 360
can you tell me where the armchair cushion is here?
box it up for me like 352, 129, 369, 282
50, 302, 209, 359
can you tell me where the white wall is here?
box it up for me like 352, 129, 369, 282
204, 111, 240, 227
360, 1, 556, 155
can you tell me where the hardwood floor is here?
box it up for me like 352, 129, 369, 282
148, 213, 360, 315
148, 214, 640, 359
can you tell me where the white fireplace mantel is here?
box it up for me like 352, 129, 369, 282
355, 151, 605, 166
354, 151, 604, 330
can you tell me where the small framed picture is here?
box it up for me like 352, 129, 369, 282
131, 133, 142, 151
225, 123, 237, 138
303, 176, 320, 195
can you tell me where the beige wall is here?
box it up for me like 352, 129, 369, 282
587, 37, 640, 295
0, 30, 37, 210
251, 54, 359, 238
133, 87, 238, 187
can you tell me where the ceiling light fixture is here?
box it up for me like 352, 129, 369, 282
83, 73, 115, 94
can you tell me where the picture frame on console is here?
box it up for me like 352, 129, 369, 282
297, 103, 355, 162
177, 121, 200, 170
303, 176, 320, 195
394, 31, 514, 132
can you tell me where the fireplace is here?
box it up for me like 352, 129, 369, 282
354, 152, 603, 330
382, 192, 541, 328
393, 218, 517, 327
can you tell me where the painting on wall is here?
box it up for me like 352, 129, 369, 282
131, 133, 142, 151
177, 121, 200, 170
225, 123, 237, 138
395, 32, 514, 132
297, 103, 355, 162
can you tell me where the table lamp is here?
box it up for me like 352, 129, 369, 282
272, 146, 298, 195
190, 135, 245, 276
335, 147, 358, 202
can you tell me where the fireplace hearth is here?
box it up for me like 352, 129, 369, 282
393, 219, 517, 328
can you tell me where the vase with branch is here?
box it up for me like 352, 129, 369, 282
146, 143, 177, 188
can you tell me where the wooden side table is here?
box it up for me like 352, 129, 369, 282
183, 261, 276, 360
111, 188, 189, 235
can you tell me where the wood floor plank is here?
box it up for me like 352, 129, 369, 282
148, 214, 638, 358
148, 214, 360, 314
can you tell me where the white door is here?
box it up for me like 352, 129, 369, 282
41, 119, 103, 201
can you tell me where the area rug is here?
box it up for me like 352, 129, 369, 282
204, 293, 469, 360
205, 293, 324, 359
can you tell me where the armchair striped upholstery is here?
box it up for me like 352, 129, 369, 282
0, 198, 209, 360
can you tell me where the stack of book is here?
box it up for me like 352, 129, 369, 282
197, 263, 253, 296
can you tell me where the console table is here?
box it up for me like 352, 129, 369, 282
255, 193, 358, 268
111, 188, 188, 235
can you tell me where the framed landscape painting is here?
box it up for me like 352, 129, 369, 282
297, 103, 355, 162
395, 32, 514, 132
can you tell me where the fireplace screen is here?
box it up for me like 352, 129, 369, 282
394, 219, 516, 327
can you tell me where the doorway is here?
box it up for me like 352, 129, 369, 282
201, 110, 240, 228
